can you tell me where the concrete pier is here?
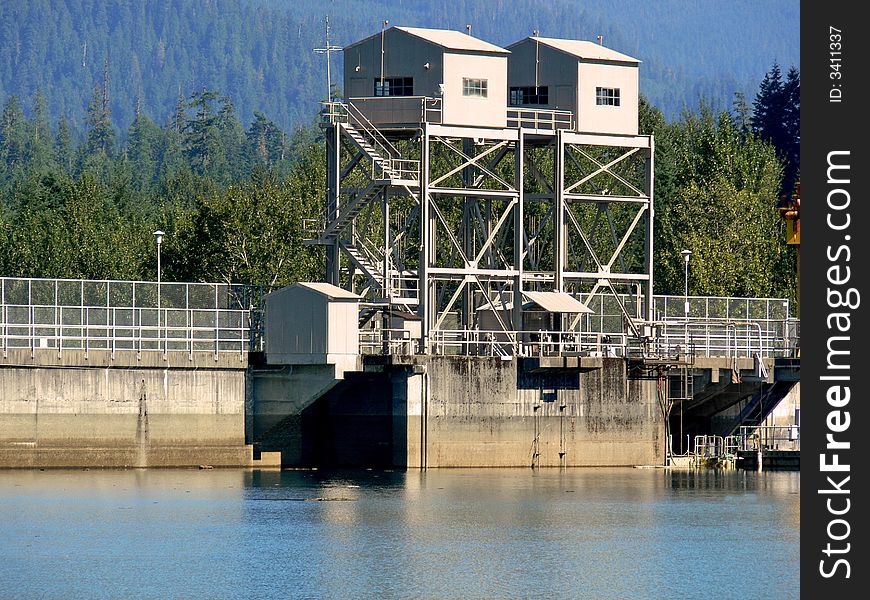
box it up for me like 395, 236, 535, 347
253, 355, 666, 469
0, 348, 268, 468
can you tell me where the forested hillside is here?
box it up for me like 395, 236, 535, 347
0, 59, 799, 300
0, 1, 800, 300
1, 0, 799, 134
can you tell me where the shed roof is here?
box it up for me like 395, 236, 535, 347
344, 26, 509, 55
293, 282, 361, 301
509, 37, 640, 64
476, 292, 593, 313
522, 291, 593, 313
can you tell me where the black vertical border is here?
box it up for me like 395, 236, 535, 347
802, 2, 869, 595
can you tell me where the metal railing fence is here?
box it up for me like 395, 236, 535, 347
738, 425, 800, 452
507, 107, 574, 130
1, 277, 253, 357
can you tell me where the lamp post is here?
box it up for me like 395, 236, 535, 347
681, 249, 691, 353
154, 230, 164, 351
679, 248, 691, 456
681, 249, 691, 317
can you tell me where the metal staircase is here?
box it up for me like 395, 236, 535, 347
341, 122, 399, 181
343, 243, 383, 286
341, 242, 419, 306
722, 380, 794, 436
321, 181, 384, 241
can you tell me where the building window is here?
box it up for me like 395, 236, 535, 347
462, 78, 488, 97
596, 87, 620, 106
509, 86, 549, 106
374, 77, 414, 97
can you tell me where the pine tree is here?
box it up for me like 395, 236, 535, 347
751, 62, 800, 193
26, 89, 53, 171
782, 66, 800, 192
85, 73, 115, 160
183, 90, 223, 178
0, 95, 27, 174
127, 97, 159, 192
54, 115, 74, 174
731, 91, 751, 139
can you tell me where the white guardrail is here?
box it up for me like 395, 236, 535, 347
1, 277, 251, 357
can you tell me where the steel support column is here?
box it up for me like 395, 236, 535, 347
418, 124, 431, 353
325, 123, 341, 287
554, 130, 566, 291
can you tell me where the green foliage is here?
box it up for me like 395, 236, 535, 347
1, 70, 796, 306
641, 100, 794, 300
751, 63, 800, 193
0, 91, 325, 286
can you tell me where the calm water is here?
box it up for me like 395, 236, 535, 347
0, 468, 798, 599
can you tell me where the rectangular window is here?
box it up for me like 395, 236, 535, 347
374, 77, 414, 97
509, 86, 549, 106
462, 78, 488, 97
596, 87, 620, 106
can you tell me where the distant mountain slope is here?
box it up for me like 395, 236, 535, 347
0, 0, 799, 133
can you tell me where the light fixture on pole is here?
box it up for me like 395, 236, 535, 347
681, 249, 692, 359
154, 230, 165, 351
680, 249, 691, 317
154, 230, 164, 283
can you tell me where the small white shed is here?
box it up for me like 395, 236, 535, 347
343, 26, 509, 127
263, 282, 360, 364
507, 37, 640, 135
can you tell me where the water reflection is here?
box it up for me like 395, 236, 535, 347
0, 468, 798, 599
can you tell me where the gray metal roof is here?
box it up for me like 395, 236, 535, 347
522, 291, 593, 313
294, 282, 361, 301
509, 37, 640, 64
396, 27, 509, 54
344, 26, 509, 55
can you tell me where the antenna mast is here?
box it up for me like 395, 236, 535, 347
314, 16, 342, 102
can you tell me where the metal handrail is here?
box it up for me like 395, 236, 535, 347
344, 101, 402, 159
1, 303, 249, 357
507, 107, 574, 130
738, 425, 800, 451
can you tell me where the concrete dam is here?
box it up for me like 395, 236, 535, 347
0, 277, 798, 469
0, 28, 800, 469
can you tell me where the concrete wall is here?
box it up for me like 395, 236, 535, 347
250, 361, 356, 464
765, 382, 800, 428
0, 349, 252, 468
252, 355, 664, 468
404, 356, 663, 467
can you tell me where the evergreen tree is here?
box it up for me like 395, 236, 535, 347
216, 95, 246, 182
247, 111, 285, 171
54, 115, 74, 174
751, 62, 800, 193
0, 95, 26, 174
26, 89, 54, 172
782, 66, 800, 191
183, 90, 224, 179
731, 91, 751, 139
126, 97, 159, 192
85, 83, 114, 158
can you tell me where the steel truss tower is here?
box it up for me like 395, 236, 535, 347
310, 103, 654, 354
